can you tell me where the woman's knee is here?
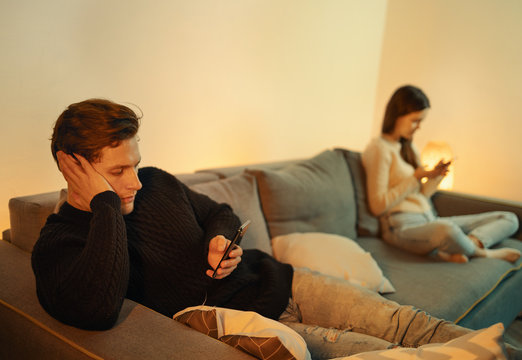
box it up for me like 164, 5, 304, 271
499, 211, 519, 229
431, 221, 461, 243
430, 221, 473, 254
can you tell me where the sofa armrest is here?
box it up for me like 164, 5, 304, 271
0, 240, 253, 360
2, 229, 10, 242
432, 190, 522, 240
9, 191, 61, 253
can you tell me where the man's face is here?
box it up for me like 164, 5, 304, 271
92, 136, 142, 215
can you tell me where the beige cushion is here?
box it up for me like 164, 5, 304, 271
272, 232, 395, 293
191, 173, 272, 255
174, 305, 311, 360
335, 322, 507, 360
246, 150, 357, 240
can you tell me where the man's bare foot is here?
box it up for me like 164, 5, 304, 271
438, 251, 469, 263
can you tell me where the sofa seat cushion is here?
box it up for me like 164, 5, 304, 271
247, 150, 357, 240
357, 237, 522, 329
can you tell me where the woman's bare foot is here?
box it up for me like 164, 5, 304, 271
438, 250, 469, 263
482, 248, 521, 263
469, 235, 520, 262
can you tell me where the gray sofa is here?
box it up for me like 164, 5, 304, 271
1, 148, 521, 360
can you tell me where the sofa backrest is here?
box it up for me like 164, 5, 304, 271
189, 150, 362, 254
197, 158, 303, 179
6, 148, 372, 254
5, 172, 220, 253
246, 149, 358, 240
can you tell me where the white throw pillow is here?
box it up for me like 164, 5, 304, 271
271, 232, 395, 293
333, 322, 507, 360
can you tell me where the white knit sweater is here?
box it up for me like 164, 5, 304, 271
362, 137, 441, 216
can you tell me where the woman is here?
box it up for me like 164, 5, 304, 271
362, 85, 520, 263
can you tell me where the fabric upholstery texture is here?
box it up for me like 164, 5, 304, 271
272, 232, 395, 293
174, 306, 311, 360
53, 188, 68, 213
176, 172, 220, 185
335, 322, 507, 360
246, 150, 357, 240
4, 149, 522, 359
220, 335, 296, 360
191, 173, 272, 255
0, 240, 252, 360
336, 149, 380, 237
196, 159, 301, 179
8, 191, 61, 253
359, 237, 522, 328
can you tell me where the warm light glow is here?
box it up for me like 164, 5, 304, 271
421, 141, 454, 190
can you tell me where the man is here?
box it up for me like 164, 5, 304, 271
33, 98, 293, 331
34, 99, 513, 358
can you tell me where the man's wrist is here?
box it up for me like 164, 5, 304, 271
90, 191, 120, 211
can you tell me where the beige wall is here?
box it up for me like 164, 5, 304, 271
3, 0, 521, 235
0, 1, 387, 232
375, 0, 522, 202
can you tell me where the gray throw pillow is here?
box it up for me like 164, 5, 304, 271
246, 149, 357, 240
190, 173, 272, 255
336, 149, 380, 237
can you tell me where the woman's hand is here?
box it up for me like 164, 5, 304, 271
414, 160, 451, 181
206, 235, 243, 279
432, 160, 451, 177
57, 151, 114, 211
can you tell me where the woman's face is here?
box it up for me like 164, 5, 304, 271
393, 109, 429, 140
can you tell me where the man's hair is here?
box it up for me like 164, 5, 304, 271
51, 98, 141, 165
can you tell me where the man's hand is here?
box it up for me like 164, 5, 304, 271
206, 235, 243, 279
57, 151, 114, 211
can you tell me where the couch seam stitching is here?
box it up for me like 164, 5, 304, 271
454, 262, 522, 324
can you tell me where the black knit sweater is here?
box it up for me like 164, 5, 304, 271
31, 167, 293, 330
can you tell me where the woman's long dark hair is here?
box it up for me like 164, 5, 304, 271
382, 85, 430, 168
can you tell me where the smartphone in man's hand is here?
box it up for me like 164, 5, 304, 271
211, 220, 251, 279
